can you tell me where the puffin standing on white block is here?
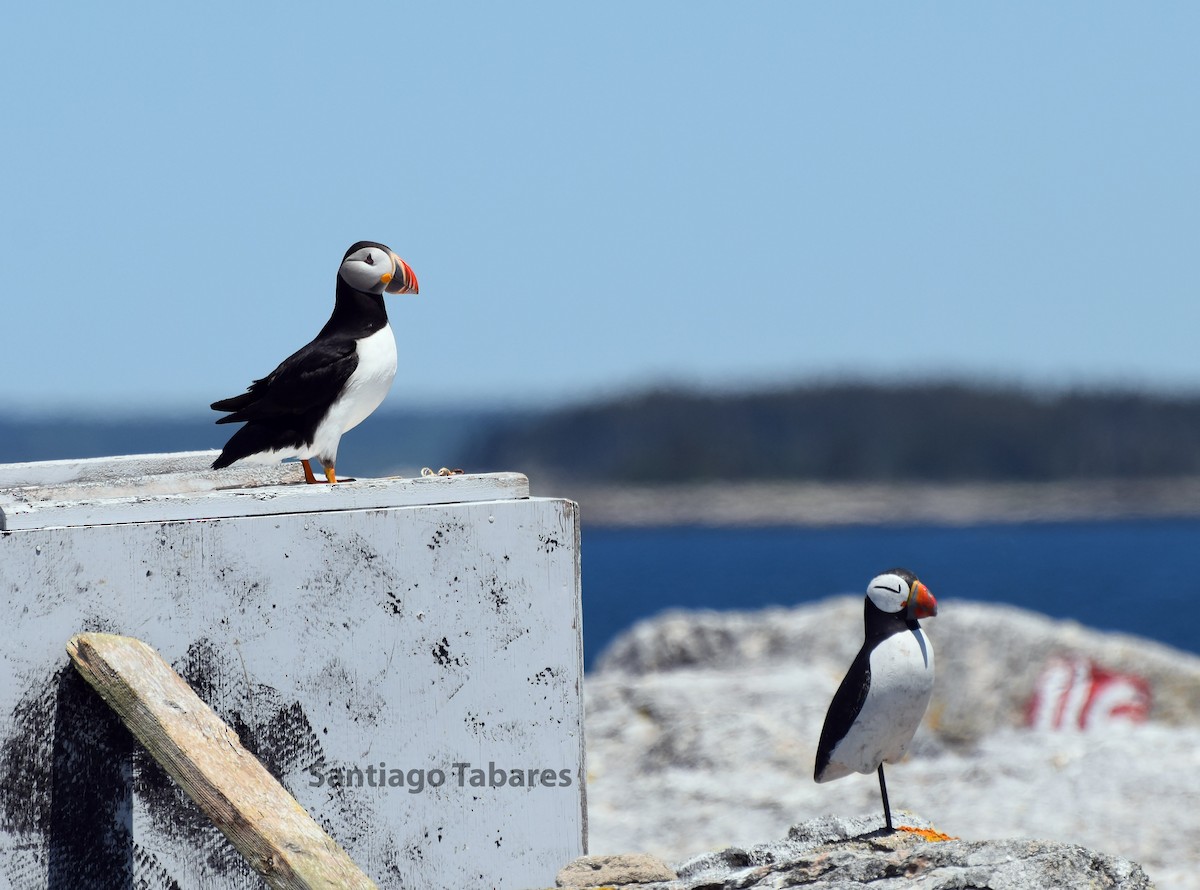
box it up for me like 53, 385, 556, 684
814, 568, 938, 832
211, 241, 419, 484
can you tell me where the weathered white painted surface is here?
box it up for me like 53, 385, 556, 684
0, 450, 231, 487
0, 455, 583, 890
0, 450, 303, 502
0, 452, 530, 531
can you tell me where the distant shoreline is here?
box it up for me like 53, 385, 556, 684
541, 476, 1200, 527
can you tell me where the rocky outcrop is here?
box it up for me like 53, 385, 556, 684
584, 601, 1197, 889
557, 815, 1152, 889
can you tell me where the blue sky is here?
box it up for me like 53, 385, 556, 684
3, 4, 1197, 415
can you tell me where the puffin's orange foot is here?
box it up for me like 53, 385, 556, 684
300, 460, 354, 483
300, 460, 350, 483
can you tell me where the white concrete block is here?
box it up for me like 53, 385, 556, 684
0, 457, 584, 889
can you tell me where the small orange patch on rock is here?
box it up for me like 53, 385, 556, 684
897, 826, 957, 842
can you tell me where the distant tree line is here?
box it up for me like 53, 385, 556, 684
462, 381, 1200, 482
7, 382, 1200, 483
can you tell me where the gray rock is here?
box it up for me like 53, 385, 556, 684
575, 815, 1153, 889
557, 852, 677, 887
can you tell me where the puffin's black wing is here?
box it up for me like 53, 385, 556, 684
210, 337, 360, 470
211, 337, 358, 425
814, 646, 872, 781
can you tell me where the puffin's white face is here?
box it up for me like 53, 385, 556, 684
339, 245, 395, 294
866, 572, 913, 613
866, 570, 938, 619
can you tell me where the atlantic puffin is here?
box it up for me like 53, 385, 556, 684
210, 241, 418, 483
814, 568, 937, 832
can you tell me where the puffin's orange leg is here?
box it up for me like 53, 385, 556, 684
301, 459, 320, 484
324, 465, 337, 484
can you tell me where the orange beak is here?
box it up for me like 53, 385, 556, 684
906, 580, 938, 619
383, 252, 419, 294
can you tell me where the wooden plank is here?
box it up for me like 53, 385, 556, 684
0, 470, 530, 531
66, 632, 380, 890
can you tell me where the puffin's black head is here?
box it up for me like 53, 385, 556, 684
865, 567, 938, 621
339, 241, 419, 295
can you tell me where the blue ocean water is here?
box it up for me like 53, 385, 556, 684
580, 519, 1199, 670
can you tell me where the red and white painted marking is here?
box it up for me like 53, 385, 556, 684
1026, 657, 1151, 730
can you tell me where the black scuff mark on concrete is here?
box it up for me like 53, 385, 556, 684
303, 658, 386, 730
0, 669, 58, 840
131, 846, 184, 890
227, 578, 267, 614
488, 583, 509, 612
0, 609, 134, 882
432, 637, 464, 668
427, 520, 467, 551
0, 664, 135, 889
296, 528, 402, 623
499, 624, 532, 651
48, 667, 135, 888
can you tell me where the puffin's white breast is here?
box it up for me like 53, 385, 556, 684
310, 324, 398, 462
824, 627, 935, 777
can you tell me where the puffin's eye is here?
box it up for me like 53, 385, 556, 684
364, 253, 376, 266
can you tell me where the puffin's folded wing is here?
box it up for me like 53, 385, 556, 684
210, 339, 359, 424
814, 649, 872, 782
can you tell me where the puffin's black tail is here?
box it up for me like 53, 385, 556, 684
212, 423, 287, 470
210, 390, 258, 424
212, 449, 237, 470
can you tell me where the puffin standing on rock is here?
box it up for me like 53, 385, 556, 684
814, 568, 938, 832
210, 241, 419, 483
